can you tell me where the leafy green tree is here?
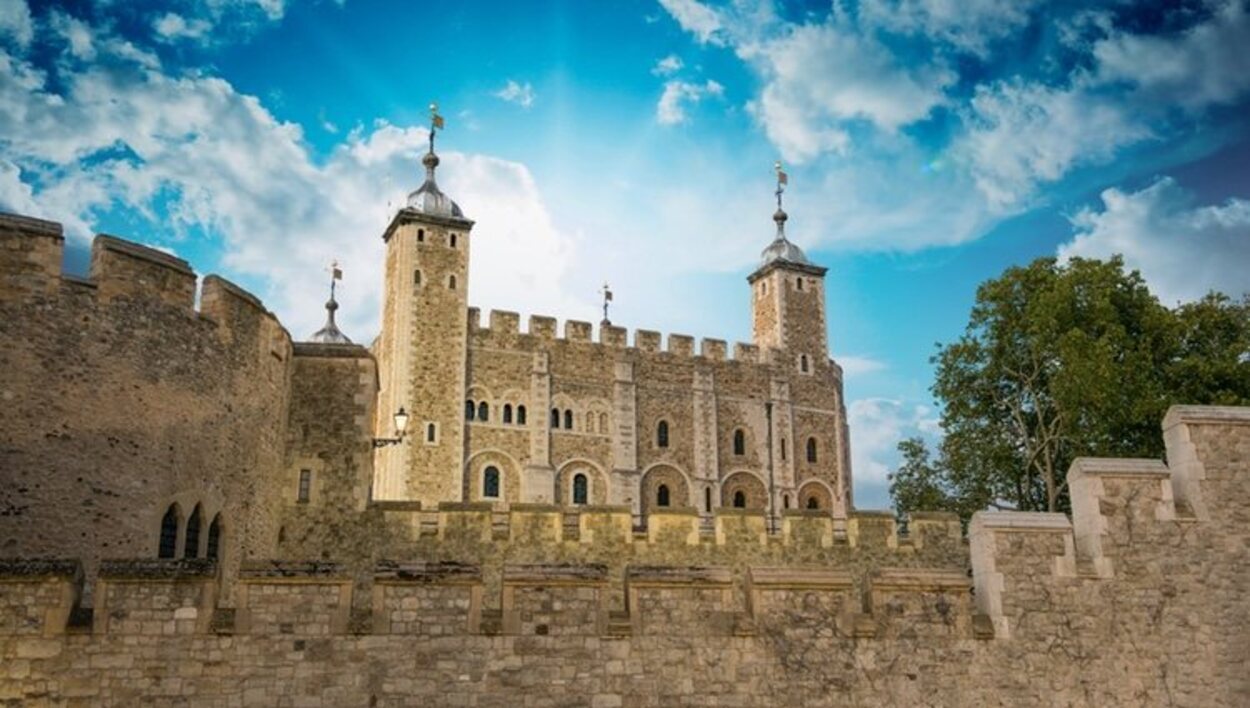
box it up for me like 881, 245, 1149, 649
895, 256, 1249, 517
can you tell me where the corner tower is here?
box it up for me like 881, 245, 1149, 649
747, 166, 829, 362
373, 109, 474, 503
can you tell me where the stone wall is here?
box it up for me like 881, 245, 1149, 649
0, 214, 292, 599
0, 405, 1245, 706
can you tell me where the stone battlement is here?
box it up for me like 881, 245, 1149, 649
0, 212, 289, 348
467, 306, 811, 369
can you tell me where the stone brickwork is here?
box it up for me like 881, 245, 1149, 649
0, 406, 1247, 705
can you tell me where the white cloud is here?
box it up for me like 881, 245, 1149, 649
848, 397, 941, 507
656, 78, 723, 125
49, 11, 97, 60
0, 0, 33, 48
652, 54, 683, 76
1093, 0, 1250, 110
836, 355, 887, 377
657, 0, 725, 45
859, 0, 1042, 56
153, 13, 213, 43
1060, 177, 1250, 305
493, 79, 535, 109
0, 21, 582, 341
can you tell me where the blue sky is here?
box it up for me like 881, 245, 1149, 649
3, 0, 1248, 507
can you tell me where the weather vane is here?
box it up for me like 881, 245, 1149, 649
600, 282, 613, 327
774, 160, 788, 210
428, 102, 445, 153
327, 259, 343, 300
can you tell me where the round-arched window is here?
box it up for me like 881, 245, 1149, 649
657, 484, 670, 508
483, 466, 501, 499
573, 473, 588, 505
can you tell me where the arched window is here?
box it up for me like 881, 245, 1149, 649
448, 274, 457, 290
572, 473, 588, 505
465, 400, 475, 420
206, 514, 222, 561
733, 491, 746, 508
806, 496, 819, 510
426, 423, 437, 442
517, 405, 527, 425
657, 484, 670, 508
551, 408, 560, 428
417, 228, 425, 242
783, 495, 790, 510
564, 409, 573, 430
184, 505, 202, 559
586, 411, 594, 431
781, 438, 787, 461
800, 354, 809, 373
806, 437, 818, 463
478, 401, 489, 422
599, 412, 608, 434
158, 504, 179, 559
704, 487, 712, 513
733, 429, 745, 456
414, 269, 422, 285
483, 466, 500, 499
503, 404, 513, 424
450, 233, 457, 248
797, 278, 803, 291
297, 469, 312, 503
657, 420, 669, 448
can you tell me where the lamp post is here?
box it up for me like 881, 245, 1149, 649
372, 407, 410, 448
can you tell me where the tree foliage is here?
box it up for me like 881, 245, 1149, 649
891, 256, 1250, 517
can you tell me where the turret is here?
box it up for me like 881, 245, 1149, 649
373, 105, 475, 503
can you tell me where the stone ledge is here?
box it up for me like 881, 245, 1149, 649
1068, 457, 1169, 479
503, 564, 609, 585
1164, 404, 1250, 429
95, 234, 193, 275
0, 211, 64, 238
509, 503, 563, 513
98, 558, 216, 581
370, 500, 423, 512
970, 511, 1071, 533
374, 561, 480, 584
238, 560, 345, 580
438, 502, 496, 513
869, 568, 970, 591
626, 566, 732, 587
0, 558, 81, 579
747, 567, 853, 590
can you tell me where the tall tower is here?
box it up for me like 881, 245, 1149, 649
747, 165, 829, 359
373, 107, 474, 504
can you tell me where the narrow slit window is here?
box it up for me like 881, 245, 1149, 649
551, 408, 560, 428
417, 228, 425, 242
478, 401, 489, 422
517, 406, 527, 425
465, 400, 475, 420
184, 505, 202, 559
414, 269, 422, 286
800, 354, 809, 373
657, 484, 670, 508
657, 420, 669, 448
503, 404, 513, 424
206, 514, 222, 561
426, 423, 437, 443
450, 233, 457, 248
448, 274, 457, 290
705, 487, 712, 513
806, 437, 818, 463
564, 409, 573, 430
733, 429, 745, 456
158, 504, 179, 559
483, 466, 500, 499
572, 473, 588, 505
298, 469, 312, 503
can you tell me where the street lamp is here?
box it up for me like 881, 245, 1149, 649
373, 407, 410, 448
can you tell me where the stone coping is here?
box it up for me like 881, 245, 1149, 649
1164, 404, 1250, 430
647, 508, 700, 518
508, 503, 563, 514
1068, 457, 1169, 479
869, 567, 971, 591
374, 561, 481, 584
503, 563, 609, 585
713, 508, 768, 518
292, 341, 373, 359
970, 511, 1071, 533
780, 509, 834, 519
370, 500, 424, 512
626, 565, 733, 587
95, 233, 193, 275
747, 567, 853, 590
98, 558, 216, 581
202, 274, 267, 312
0, 211, 63, 237
574, 505, 633, 514
437, 502, 497, 513
238, 560, 347, 580
0, 558, 81, 579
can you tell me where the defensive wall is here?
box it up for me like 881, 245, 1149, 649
2, 405, 1247, 706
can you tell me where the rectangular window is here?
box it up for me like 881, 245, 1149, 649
297, 469, 312, 503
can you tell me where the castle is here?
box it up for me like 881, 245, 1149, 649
0, 130, 1246, 706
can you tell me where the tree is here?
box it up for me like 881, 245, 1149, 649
895, 256, 1249, 517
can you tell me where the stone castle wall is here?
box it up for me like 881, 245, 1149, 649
1, 406, 1246, 706
0, 214, 293, 598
